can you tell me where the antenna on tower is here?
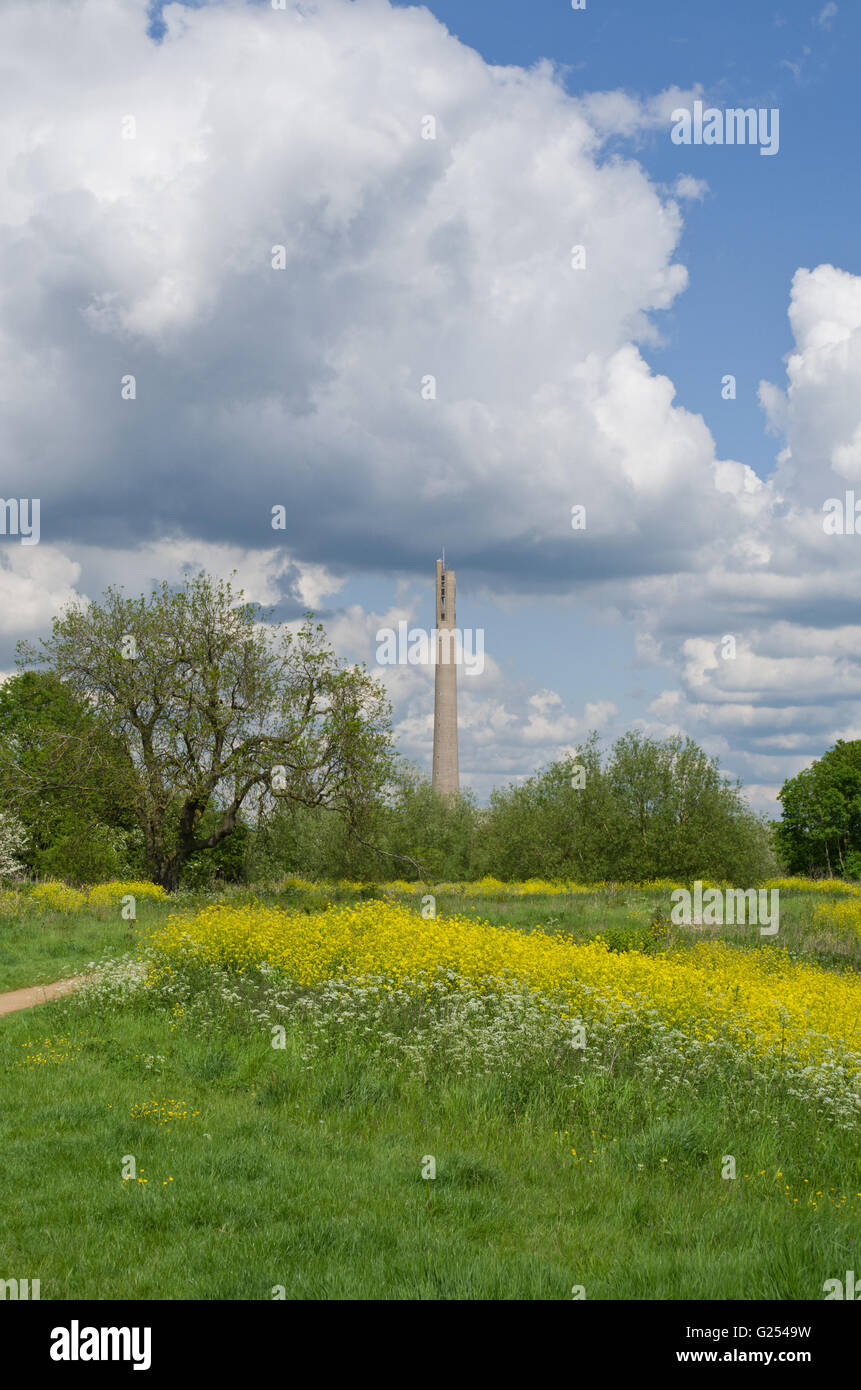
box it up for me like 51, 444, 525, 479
442, 545, 446, 569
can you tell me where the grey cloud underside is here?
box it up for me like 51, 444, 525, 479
4, 226, 712, 581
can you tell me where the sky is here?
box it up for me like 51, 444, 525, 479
1, 0, 860, 809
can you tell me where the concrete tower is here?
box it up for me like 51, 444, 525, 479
432, 555, 459, 800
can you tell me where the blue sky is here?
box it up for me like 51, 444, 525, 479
2, 0, 860, 808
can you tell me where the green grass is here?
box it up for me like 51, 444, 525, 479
0, 974, 858, 1299
0, 913, 138, 992
1, 882, 858, 1299
0, 907, 169, 993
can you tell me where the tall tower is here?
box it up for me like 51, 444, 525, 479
432, 555, 459, 800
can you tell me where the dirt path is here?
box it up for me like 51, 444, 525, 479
0, 975, 86, 1017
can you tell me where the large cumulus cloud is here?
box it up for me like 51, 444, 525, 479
0, 0, 718, 575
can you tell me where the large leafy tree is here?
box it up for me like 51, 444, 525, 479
775, 740, 861, 876
0, 670, 137, 880
22, 572, 393, 890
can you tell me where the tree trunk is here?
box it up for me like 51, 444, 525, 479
150, 855, 181, 893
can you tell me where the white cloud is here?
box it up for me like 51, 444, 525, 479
672, 174, 709, 202
0, 546, 83, 637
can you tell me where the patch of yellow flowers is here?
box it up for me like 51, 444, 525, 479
29, 881, 89, 912
14, 1035, 84, 1067
129, 1097, 200, 1127
342, 876, 861, 898
88, 880, 167, 909
812, 897, 861, 940
764, 876, 861, 897
147, 900, 861, 1076
24, 879, 167, 913
353, 877, 682, 896
14, 873, 861, 913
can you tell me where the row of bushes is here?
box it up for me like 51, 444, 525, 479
7, 873, 861, 915
0, 879, 167, 915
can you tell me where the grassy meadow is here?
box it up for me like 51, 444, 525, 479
1, 876, 859, 1300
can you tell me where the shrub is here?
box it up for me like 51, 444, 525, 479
0, 808, 28, 881
88, 880, 168, 910
29, 880, 88, 913
35, 822, 137, 886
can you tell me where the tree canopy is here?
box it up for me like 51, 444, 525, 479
0, 669, 136, 881
18, 572, 393, 889
476, 732, 775, 883
258, 732, 776, 884
774, 740, 861, 877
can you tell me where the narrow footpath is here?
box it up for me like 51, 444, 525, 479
0, 976, 85, 1017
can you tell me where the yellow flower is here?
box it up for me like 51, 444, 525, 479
29, 881, 87, 913
145, 898, 861, 1077
89, 880, 167, 909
